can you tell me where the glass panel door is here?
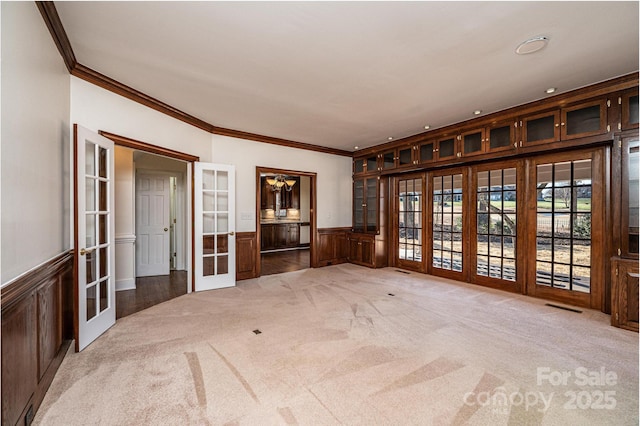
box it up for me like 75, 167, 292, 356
475, 167, 518, 285
432, 172, 464, 275
397, 175, 424, 271
195, 163, 236, 291
74, 125, 116, 351
535, 160, 592, 293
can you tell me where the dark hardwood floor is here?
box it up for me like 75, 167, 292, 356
261, 248, 310, 276
116, 271, 187, 319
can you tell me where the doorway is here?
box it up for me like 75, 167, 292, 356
113, 147, 189, 318
256, 167, 317, 276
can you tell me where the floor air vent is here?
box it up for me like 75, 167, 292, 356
395, 270, 410, 274
545, 303, 582, 314
388, 293, 395, 297
253, 329, 262, 335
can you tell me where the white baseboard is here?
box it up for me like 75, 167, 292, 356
116, 278, 136, 291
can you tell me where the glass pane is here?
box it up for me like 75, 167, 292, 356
553, 263, 571, 289
420, 143, 433, 162
504, 214, 516, 235
464, 132, 482, 154
573, 214, 591, 239
629, 142, 639, 253
86, 250, 96, 284
203, 235, 215, 255
85, 142, 95, 176
399, 148, 412, 165
366, 156, 377, 171
629, 96, 639, 125
383, 152, 394, 169
489, 257, 502, 278
203, 170, 215, 190
566, 105, 600, 135
452, 214, 462, 232
527, 115, 555, 142
573, 159, 591, 183
86, 178, 95, 211
217, 214, 228, 233
477, 256, 488, 276
574, 243, 590, 268
503, 258, 516, 281
98, 147, 107, 178
86, 214, 96, 247
99, 279, 108, 312
490, 169, 502, 187
452, 253, 463, 272
554, 215, 571, 237
477, 236, 488, 255
354, 159, 364, 174
217, 256, 229, 275
203, 213, 215, 233
573, 266, 591, 293
203, 256, 214, 276
478, 171, 489, 192
537, 237, 552, 261
218, 192, 229, 211
553, 238, 571, 265
536, 261, 552, 286
490, 125, 511, 149
99, 247, 108, 278
203, 192, 214, 212
554, 188, 572, 212
555, 162, 571, 186
433, 176, 443, 193
217, 171, 229, 191
217, 235, 228, 254
99, 181, 107, 211
86, 284, 97, 320
99, 214, 107, 245
439, 138, 455, 157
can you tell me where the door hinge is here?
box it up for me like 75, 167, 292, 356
618, 123, 622, 130
607, 124, 610, 132
619, 140, 623, 148
616, 267, 619, 277
607, 99, 611, 107
618, 96, 622, 105
618, 248, 621, 256
615, 313, 619, 320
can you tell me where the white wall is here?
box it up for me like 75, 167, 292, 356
212, 135, 352, 233
71, 77, 213, 163
1, 2, 71, 285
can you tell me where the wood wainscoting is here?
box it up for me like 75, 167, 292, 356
236, 232, 258, 280
317, 227, 350, 267
1, 251, 74, 426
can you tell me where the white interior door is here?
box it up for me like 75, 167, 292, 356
136, 172, 170, 277
74, 125, 116, 351
194, 163, 236, 291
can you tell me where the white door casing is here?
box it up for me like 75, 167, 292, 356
136, 172, 170, 277
194, 163, 236, 291
74, 125, 116, 351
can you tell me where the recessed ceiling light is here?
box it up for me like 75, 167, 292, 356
545, 87, 557, 94
473, 110, 482, 115
424, 125, 430, 130
354, 146, 359, 150
388, 137, 393, 141
515, 36, 549, 55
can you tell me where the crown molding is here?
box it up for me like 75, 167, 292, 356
36, 1, 352, 158
36, 1, 76, 72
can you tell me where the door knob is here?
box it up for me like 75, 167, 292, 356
164, 228, 168, 232
228, 231, 235, 236
79, 248, 95, 256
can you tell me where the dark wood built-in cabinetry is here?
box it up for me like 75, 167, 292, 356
611, 258, 639, 332
261, 223, 301, 251
1, 252, 73, 426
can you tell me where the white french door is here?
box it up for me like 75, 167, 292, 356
194, 163, 236, 291
136, 172, 171, 277
74, 125, 116, 351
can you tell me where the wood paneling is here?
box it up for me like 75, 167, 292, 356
317, 227, 350, 267
1, 251, 73, 426
611, 257, 639, 332
236, 232, 258, 280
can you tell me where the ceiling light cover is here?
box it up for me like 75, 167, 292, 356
516, 36, 549, 55
545, 87, 557, 94
473, 110, 482, 115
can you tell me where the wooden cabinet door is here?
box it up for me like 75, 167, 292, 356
417, 140, 435, 164
561, 99, 608, 140
621, 89, 639, 131
487, 121, 516, 153
435, 136, 457, 161
522, 110, 560, 146
612, 258, 639, 331
348, 236, 361, 263
287, 224, 300, 247
360, 237, 375, 267
460, 128, 485, 157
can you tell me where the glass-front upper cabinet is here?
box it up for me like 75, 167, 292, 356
621, 89, 639, 131
622, 136, 639, 257
353, 154, 379, 175
560, 98, 608, 140
380, 146, 414, 170
353, 177, 379, 233
521, 110, 561, 146
416, 139, 435, 164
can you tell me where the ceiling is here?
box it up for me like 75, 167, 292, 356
55, 1, 639, 153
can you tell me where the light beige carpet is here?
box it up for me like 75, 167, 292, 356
34, 264, 638, 425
